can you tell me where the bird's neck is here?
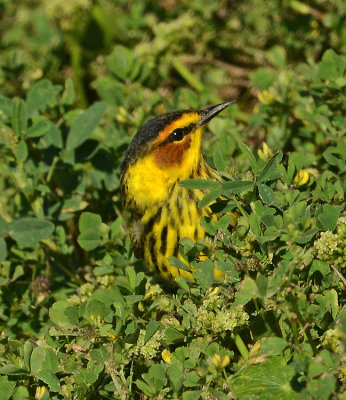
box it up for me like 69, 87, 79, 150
122, 155, 216, 214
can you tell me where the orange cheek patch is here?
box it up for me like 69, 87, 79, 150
153, 137, 191, 168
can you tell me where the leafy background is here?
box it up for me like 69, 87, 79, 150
0, 0, 345, 399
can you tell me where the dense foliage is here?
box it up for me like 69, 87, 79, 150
0, 1, 345, 399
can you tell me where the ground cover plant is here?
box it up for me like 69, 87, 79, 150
0, 0, 345, 399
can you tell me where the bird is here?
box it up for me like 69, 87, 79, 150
120, 101, 235, 281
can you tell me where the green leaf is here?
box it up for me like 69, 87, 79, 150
167, 361, 184, 392
148, 364, 166, 392
259, 337, 287, 356
200, 217, 218, 235
258, 153, 283, 183
79, 212, 102, 232
0, 364, 27, 375
40, 121, 63, 149
0, 95, 12, 117
125, 266, 137, 290
168, 256, 191, 273
90, 346, 110, 364
0, 238, 7, 262
318, 49, 345, 80
216, 214, 233, 230
233, 277, 259, 306
30, 347, 46, 374
179, 179, 220, 190
95, 76, 124, 105
232, 357, 300, 399
315, 289, 338, 320
239, 143, 257, 173
84, 360, 103, 385
316, 205, 340, 231
78, 212, 105, 251
26, 79, 61, 115
184, 371, 202, 388
213, 149, 226, 171
0, 215, 8, 236
309, 260, 331, 278
49, 300, 79, 329
12, 98, 27, 137
15, 140, 28, 162
257, 226, 279, 243
86, 299, 107, 321
295, 227, 319, 244
199, 189, 221, 209
107, 46, 134, 81
42, 348, 59, 374
135, 380, 156, 397
12, 265, 24, 281
307, 372, 336, 400
258, 183, 275, 204
250, 68, 276, 90
222, 180, 254, 194
12, 386, 29, 400
163, 327, 185, 345
62, 78, 75, 105
9, 218, 54, 245
0, 376, 15, 400
36, 370, 60, 393
78, 230, 103, 251
23, 341, 34, 370
175, 276, 190, 292
144, 321, 160, 345
66, 102, 107, 150
266, 45, 287, 67
193, 260, 215, 291
27, 117, 52, 138
308, 361, 327, 378
182, 391, 202, 400
249, 213, 261, 236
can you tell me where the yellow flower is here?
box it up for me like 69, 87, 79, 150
116, 106, 130, 123
257, 90, 273, 105
249, 341, 261, 358
209, 287, 219, 297
294, 170, 310, 186
35, 386, 46, 400
108, 333, 117, 340
258, 142, 273, 161
162, 349, 172, 364
211, 354, 231, 369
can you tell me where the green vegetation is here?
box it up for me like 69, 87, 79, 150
0, 1, 345, 399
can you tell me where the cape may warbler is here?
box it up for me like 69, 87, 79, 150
120, 101, 235, 281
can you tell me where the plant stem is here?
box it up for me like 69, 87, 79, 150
231, 194, 248, 218
65, 34, 88, 108
233, 333, 249, 360
331, 264, 346, 287
172, 58, 205, 93
47, 156, 58, 183
106, 343, 128, 400
41, 241, 84, 286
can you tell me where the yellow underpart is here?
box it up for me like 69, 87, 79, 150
138, 171, 224, 281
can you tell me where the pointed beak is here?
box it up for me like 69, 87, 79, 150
197, 100, 236, 127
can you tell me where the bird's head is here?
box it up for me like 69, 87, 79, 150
120, 101, 235, 209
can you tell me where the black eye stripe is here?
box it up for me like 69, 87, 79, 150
167, 123, 195, 143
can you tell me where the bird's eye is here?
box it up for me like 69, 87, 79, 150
169, 129, 185, 142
